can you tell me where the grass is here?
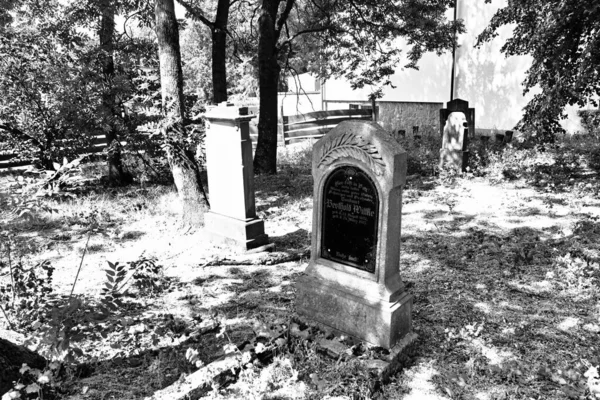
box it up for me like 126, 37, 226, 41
1, 140, 600, 399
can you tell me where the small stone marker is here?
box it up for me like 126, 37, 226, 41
203, 103, 268, 250
296, 120, 414, 350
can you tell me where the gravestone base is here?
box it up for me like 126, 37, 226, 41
204, 211, 268, 250
439, 149, 469, 172
291, 319, 418, 382
296, 275, 414, 349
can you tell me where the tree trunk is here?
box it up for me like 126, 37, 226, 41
155, 0, 209, 227
211, 0, 229, 104
0, 338, 46, 396
99, 0, 126, 184
253, 0, 281, 175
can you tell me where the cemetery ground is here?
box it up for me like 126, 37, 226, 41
1, 138, 600, 400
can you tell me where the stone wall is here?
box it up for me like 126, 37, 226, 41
324, 100, 443, 138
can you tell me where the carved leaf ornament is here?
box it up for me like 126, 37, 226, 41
318, 133, 385, 175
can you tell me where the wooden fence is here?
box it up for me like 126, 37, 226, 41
282, 109, 373, 145
0, 134, 108, 170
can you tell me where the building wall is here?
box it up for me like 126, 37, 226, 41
324, 100, 443, 138
453, 0, 535, 132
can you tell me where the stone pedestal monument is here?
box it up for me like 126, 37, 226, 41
296, 120, 414, 349
203, 103, 268, 250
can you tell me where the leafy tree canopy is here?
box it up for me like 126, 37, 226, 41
285, 0, 463, 99
0, 0, 159, 166
0, 4, 102, 164
478, 0, 600, 141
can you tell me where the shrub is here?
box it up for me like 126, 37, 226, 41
578, 109, 600, 138
396, 134, 441, 176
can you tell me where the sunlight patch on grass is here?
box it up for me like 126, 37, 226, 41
499, 301, 523, 311
404, 259, 433, 273
557, 316, 580, 331
583, 323, 600, 333
469, 338, 515, 366
473, 302, 491, 314
507, 280, 553, 296
501, 327, 515, 335
402, 361, 449, 400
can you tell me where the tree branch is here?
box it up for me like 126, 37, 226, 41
0, 123, 43, 149
278, 25, 336, 50
274, 0, 295, 42
176, 0, 215, 29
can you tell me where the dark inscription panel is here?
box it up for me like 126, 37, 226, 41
321, 166, 379, 273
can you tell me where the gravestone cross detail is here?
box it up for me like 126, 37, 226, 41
296, 120, 414, 349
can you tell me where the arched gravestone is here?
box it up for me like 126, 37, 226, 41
296, 120, 414, 349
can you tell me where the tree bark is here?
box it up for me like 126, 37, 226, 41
0, 338, 46, 396
155, 0, 209, 228
253, 0, 282, 175
211, 0, 229, 104
99, 0, 126, 184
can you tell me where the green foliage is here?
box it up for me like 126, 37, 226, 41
0, 0, 131, 167
396, 135, 441, 177
553, 252, 600, 296
0, 0, 170, 171
102, 258, 164, 308
180, 22, 214, 102
3, 362, 62, 400
1, 216, 165, 362
478, 0, 600, 142
471, 143, 536, 183
294, 0, 463, 99
0, 256, 55, 330
578, 109, 600, 138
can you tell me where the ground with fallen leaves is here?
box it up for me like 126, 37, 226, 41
1, 140, 600, 400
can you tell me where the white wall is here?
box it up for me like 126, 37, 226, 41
321, 0, 540, 132
453, 0, 536, 131
279, 92, 322, 116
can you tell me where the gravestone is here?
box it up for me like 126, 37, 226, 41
439, 99, 475, 172
412, 126, 419, 137
439, 112, 468, 171
296, 120, 414, 349
439, 99, 475, 139
203, 103, 268, 250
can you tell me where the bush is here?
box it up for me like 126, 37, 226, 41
578, 110, 600, 138
396, 134, 441, 176
469, 140, 545, 183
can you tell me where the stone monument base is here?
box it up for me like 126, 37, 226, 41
290, 320, 418, 382
204, 211, 268, 250
439, 149, 469, 172
296, 274, 414, 349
